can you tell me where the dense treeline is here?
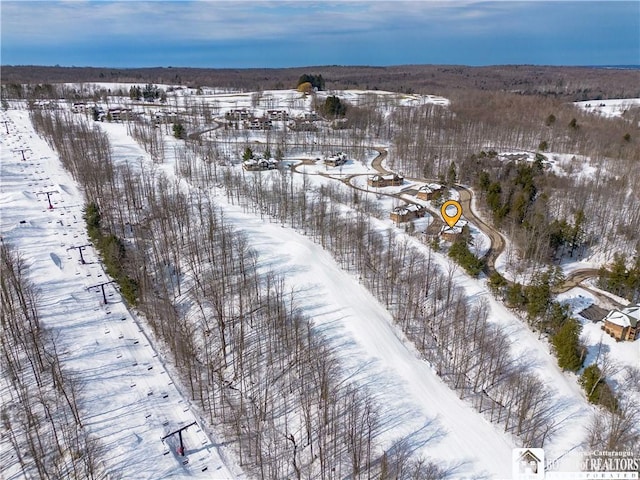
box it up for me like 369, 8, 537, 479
388, 91, 639, 274
0, 244, 104, 479
598, 251, 640, 303
3, 65, 639, 100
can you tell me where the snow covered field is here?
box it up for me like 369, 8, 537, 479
0, 110, 244, 479
575, 98, 640, 119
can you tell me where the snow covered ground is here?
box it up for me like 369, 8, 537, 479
0, 109, 244, 479
575, 98, 640, 119
95, 116, 519, 478
215, 194, 516, 479
5, 82, 634, 478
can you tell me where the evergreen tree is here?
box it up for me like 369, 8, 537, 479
446, 162, 457, 185
323, 95, 347, 118
296, 74, 325, 91
551, 318, 584, 371
569, 209, 585, 257
173, 122, 185, 139
129, 85, 141, 100
580, 364, 618, 411
448, 238, 484, 277
242, 146, 254, 161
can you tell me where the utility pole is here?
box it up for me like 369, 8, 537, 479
86, 281, 116, 305
2, 120, 9, 134
161, 422, 197, 457
67, 244, 92, 264
37, 190, 59, 209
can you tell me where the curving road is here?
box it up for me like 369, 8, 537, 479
369, 148, 618, 304
291, 146, 617, 305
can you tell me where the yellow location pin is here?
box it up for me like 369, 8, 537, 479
441, 200, 462, 227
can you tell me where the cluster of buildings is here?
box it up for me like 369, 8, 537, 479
71, 102, 139, 122
225, 108, 320, 132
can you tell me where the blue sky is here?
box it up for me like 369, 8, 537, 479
1, 1, 638, 67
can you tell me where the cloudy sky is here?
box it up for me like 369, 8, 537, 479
1, 1, 638, 68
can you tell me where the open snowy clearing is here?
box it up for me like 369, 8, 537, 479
575, 98, 640, 119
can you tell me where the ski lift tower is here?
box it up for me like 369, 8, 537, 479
161, 421, 197, 457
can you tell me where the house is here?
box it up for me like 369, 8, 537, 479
226, 108, 250, 120
267, 109, 289, 121
72, 102, 86, 113
602, 304, 640, 341
390, 204, 425, 223
368, 174, 404, 188
242, 156, 278, 171
107, 107, 133, 122
439, 220, 469, 242
153, 111, 179, 123
245, 118, 273, 130
416, 183, 444, 201
325, 152, 348, 167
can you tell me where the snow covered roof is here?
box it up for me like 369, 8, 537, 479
440, 219, 468, 234
373, 173, 402, 181
392, 204, 423, 215
419, 183, 443, 192
604, 304, 640, 328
